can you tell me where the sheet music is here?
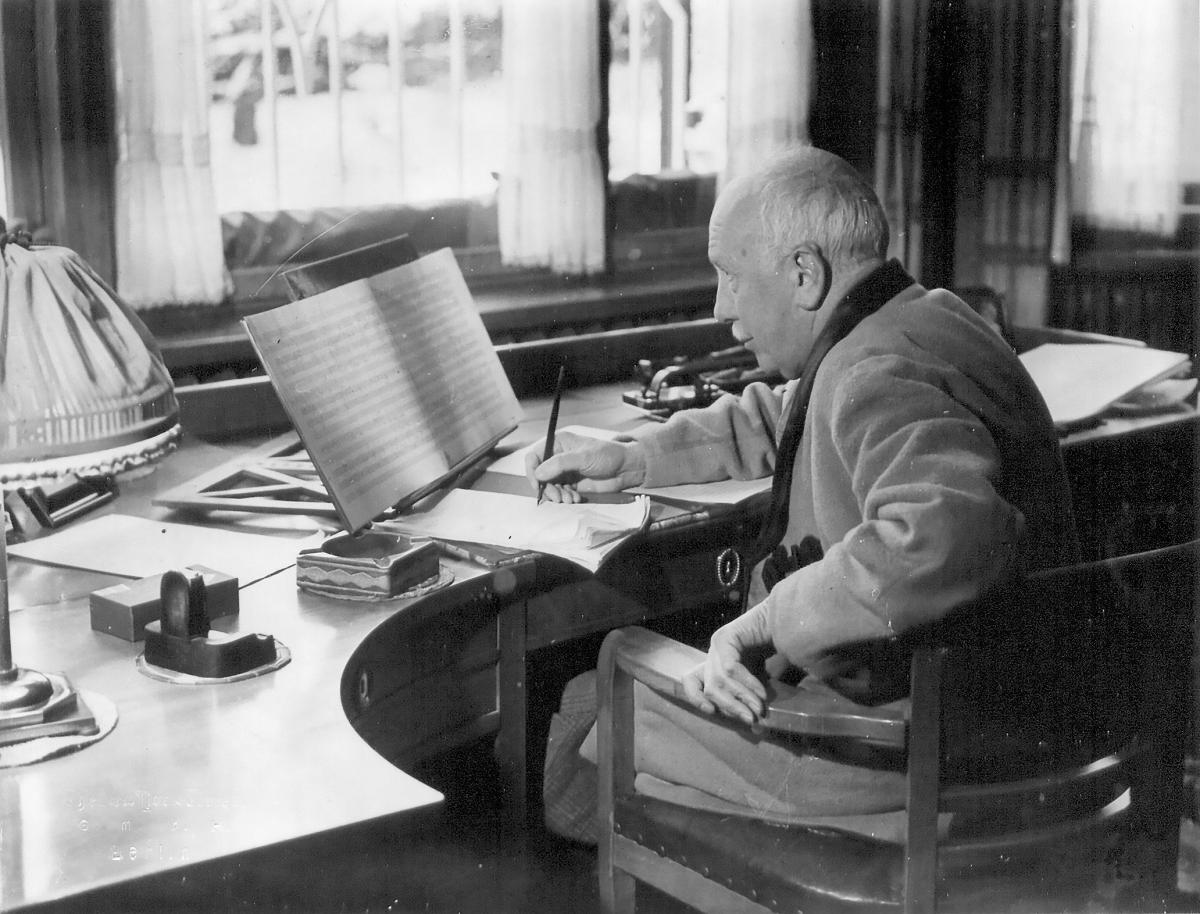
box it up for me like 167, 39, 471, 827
244, 249, 521, 531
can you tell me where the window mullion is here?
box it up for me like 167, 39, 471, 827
449, 0, 465, 196
328, 0, 345, 199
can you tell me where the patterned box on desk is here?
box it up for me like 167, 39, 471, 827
296, 531, 440, 600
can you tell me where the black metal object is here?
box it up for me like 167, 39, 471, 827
622, 344, 773, 417
143, 570, 277, 679
16, 476, 116, 529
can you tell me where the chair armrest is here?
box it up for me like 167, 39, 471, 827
600, 627, 910, 749
604, 625, 705, 700
763, 689, 908, 748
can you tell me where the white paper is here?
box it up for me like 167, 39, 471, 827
487, 425, 771, 505
381, 489, 650, 573
1019, 343, 1191, 426
8, 514, 314, 585
630, 478, 771, 505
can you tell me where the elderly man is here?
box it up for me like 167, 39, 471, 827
529, 146, 1079, 842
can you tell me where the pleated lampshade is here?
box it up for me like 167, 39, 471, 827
1, 224, 181, 751
0, 232, 180, 482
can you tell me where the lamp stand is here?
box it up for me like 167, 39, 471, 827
0, 495, 97, 747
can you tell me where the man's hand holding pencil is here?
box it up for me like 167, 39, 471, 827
525, 432, 648, 504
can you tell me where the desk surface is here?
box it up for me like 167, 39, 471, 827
0, 389, 692, 910
2, 438, 497, 911
4, 383, 1197, 910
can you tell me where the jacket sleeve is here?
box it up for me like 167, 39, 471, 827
763, 353, 1026, 668
629, 381, 792, 487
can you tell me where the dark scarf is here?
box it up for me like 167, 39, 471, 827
744, 259, 915, 601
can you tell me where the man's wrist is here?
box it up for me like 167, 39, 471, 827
620, 441, 648, 488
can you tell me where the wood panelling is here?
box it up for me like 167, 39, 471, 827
0, 0, 115, 279
952, 0, 1064, 325
1050, 253, 1200, 357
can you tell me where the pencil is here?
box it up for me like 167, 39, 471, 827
537, 362, 567, 505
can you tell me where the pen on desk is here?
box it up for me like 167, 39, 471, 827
537, 362, 567, 505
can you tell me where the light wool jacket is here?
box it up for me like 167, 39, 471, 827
632, 281, 1080, 686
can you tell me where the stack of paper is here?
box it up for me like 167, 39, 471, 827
1018, 343, 1192, 427
381, 489, 651, 573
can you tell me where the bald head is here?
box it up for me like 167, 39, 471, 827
707, 147, 893, 378
724, 146, 889, 273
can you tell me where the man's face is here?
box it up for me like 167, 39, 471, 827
708, 188, 816, 380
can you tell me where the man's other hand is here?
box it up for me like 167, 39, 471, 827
681, 607, 771, 725
525, 431, 647, 504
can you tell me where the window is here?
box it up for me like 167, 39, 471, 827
607, 0, 727, 179
206, 0, 504, 212
204, 0, 724, 289
1068, 0, 1199, 250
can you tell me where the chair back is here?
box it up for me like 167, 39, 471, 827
598, 539, 1200, 914
898, 540, 1197, 910
953, 285, 1015, 349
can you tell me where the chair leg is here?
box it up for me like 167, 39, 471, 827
496, 601, 530, 826
599, 849, 636, 914
598, 631, 638, 914
904, 647, 945, 914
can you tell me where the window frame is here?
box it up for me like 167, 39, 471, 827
205, 0, 720, 317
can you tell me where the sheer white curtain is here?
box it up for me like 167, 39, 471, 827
724, 0, 814, 183
1070, 0, 1196, 235
111, 0, 229, 308
498, 0, 605, 276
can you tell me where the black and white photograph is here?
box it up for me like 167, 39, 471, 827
1, 0, 1198, 911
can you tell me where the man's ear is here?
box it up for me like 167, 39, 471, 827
791, 244, 830, 312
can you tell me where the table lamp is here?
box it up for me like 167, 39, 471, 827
0, 221, 180, 748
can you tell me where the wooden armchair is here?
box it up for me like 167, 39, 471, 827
597, 540, 1200, 914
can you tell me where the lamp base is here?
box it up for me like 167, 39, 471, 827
0, 669, 98, 747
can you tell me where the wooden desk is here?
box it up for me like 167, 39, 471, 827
4, 384, 1196, 909
0, 395, 751, 910
0, 438, 541, 912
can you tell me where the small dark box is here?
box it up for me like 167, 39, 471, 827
90, 565, 239, 642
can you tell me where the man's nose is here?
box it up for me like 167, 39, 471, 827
713, 283, 736, 323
